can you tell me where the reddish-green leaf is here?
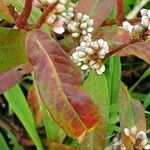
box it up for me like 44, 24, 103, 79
0, 63, 33, 94
93, 26, 130, 50
26, 30, 101, 138
0, 0, 14, 22
28, 85, 42, 125
0, 27, 28, 71
75, 0, 116, 31
119, 41, 150, 64
119, 82, 146, 149
94, 26, 150, 64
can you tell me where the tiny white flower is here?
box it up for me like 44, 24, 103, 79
87, 19, 94, 26
68, 7, 74, 12
81, 64, 89, 70
46, 14, 56, 24
140, 9, 148, 16
96, 65, 105, 75
55, 3, 65, 12
122, 21, 134, 33
87, 27, 94, 33
77, 13, 83, 21
82, 30, 87, 35
47, 0, 57, 4
72, 32, 80, 37
78, 51, 86, 57
85, 47, 94, 55
59, 0, 67, 4
81, 15, 90, 22
98, 39, 104, 47
144, 144, 150, 150
80, 22, 88, 29
124, 128, 130, 137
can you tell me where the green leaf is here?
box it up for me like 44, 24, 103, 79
0, 27, 28, 71
119, 82, 146, 149
2, 128, 24, 150
129, 67, 150, 92
143, 92, 150, 109
4, 84, 44, 150
81, 71, 109, 150
0, 132, 9, 150
0, 0, 14, 22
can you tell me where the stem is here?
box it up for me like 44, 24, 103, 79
15, 0, 32, 29
20, 138, 77, 150
33, 2, 58, 29
102, 38, 141, 62
127, 0, 150, 19
101, 18, 141, 27
116, 0, 124, 23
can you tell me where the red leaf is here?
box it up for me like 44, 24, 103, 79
93, 26, 130, 50
0, 63, 33, 94
75, 0, 116, 31
119, 41, 150, 64
27, 85, 42, 125
26, 30, 101, 138
93, 26, 150, 64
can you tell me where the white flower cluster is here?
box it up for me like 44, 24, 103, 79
72, 39, 109, 75
67, 13, 94, 39
141, 9, 150, 30
33, 0, 76, 34
34, 0, 109, 75
122, 8, 150, 33
124, 126, 150, 149
62, 3, 76, 25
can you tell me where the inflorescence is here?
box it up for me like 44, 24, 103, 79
33, 1, 150, 76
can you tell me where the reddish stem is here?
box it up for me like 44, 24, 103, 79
101, 18, 141, 27
103, 38, 140, 62
15, 0, 32, 29
116, 0, 124, 23
34, 2, 58, 29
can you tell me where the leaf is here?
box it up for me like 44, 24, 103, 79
93, 26, 130, 50
0, 27, 28, 71
120, 41, 150, 64
75, 0, 116, 31
143, 92, 150, 109
129, 67, 150, 92
0, 132, 9, 150
4, 84, 44, 150
105, 56, 121, 114
2, 128, 24, 150
93, 26, 150, 64
119, 82, 146, 149
0, 63, 33, 94
0, 0, 14, 22
25, 30, 101, 138
81, 71, 109, 150
28, 84, 66, 143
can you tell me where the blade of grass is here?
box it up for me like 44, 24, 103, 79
3, 128, 24, 150
0, 132, 9, 150
143, 92, 150, 109
129, 67, 150, 92
4, 84, 44, 150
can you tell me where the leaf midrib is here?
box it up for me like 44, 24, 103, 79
31, 33, 88, 130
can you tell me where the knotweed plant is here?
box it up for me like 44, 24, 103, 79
0, 0, 150, 149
